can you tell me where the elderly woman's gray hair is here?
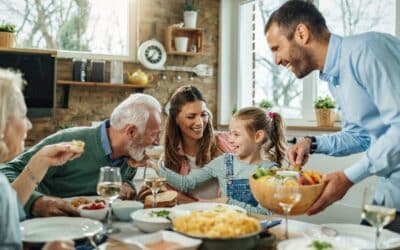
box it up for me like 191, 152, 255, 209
110, 93, 161, 133
0, 69, 26, 162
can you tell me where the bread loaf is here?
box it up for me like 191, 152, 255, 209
144, 190, 178, 208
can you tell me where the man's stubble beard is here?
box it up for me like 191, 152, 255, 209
289, 41, 317, 79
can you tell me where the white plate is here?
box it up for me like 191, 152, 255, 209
321, 223, 400, 250
20, 217, 103, 242
123, 230, 201, 250
277, 237, 361, 250
173, 202, 247, 214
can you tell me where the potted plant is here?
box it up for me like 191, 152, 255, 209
314, 96, 336, 127
258, 99, 273, 110
0, 21, 16, 48
183, 0, 198, 28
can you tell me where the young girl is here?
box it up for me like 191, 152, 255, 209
156, 106, 286, 214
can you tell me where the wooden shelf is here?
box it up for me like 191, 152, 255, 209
165, 25, 203, 55
57, 80, 150, 89
57, 80, 150, 108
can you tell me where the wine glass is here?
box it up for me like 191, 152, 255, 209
144, 175, 166, 208
97, 166, 122, 234
361, 186, 395, 250
273, 180, 301, 239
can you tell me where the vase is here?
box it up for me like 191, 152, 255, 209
0, 32, 14, 47
184, 11, 197, 28
315, 109, 335, 127
174, 36, 189, 52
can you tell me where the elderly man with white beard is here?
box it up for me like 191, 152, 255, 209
0, 93, 162, 217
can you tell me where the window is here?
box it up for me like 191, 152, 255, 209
0, 0, 138, 60
224, 0, 399, 125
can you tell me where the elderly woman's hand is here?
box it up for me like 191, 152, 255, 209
29, 142, 84, 169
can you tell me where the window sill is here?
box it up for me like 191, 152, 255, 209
286, 125, 341, 132
285, 119, 341, 132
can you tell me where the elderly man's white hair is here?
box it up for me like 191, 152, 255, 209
110, 93, 161, 133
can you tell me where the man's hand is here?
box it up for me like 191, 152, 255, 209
307, 171, 353, 215
119, 183, 137, 200
287, 138, 312, 166
31, 196, 79, 217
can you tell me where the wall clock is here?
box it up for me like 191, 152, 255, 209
137, 39, 167, 70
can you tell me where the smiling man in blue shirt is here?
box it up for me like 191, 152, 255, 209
265, 0, 400, 232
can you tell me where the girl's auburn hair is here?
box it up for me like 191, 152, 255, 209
233, 107, 286, 166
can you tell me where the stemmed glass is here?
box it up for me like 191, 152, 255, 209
361, 186, 395, 250
144, 175, 166, 208
273, 180, 301, 239
97, 166, 122, 234
143, 146, 166, 208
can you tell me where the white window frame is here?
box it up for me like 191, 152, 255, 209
55, 0, 139, 61
219, 0, 400, 127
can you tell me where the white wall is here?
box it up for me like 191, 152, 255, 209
286, 130, 378, 225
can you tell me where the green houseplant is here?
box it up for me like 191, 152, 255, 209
259, 99, 274, 110
0, 21, 16, 47
183, 0, 198, 28
314, 96, 336, 127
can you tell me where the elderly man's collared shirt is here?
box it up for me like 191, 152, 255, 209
100, 120, 126, 166
317, 33, 400, 210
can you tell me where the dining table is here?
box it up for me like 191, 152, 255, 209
97, 216, 315, 250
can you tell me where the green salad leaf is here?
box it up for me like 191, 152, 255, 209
150, 210, 170, 218
309, 240, 333, 250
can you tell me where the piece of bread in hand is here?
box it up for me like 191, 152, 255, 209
70, 140, 85, 153
144, 190, 178, 208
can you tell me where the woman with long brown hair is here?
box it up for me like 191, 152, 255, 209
163, 85, 231, 201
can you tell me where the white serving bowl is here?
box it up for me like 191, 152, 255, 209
130, 208, 174, 233
125, 230, 201, 250
112, 200, 144, 221
78, 203, 107, 221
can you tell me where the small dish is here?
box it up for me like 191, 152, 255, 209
78, 203, 107, 221
130, 208, 174, 233
112, 200, 143, 221
125, 230, 201, 250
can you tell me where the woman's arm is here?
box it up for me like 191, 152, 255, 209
12, 143, 82, 205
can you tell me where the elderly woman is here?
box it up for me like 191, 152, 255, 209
0, 68, 81, 249
163, 85, 232, 202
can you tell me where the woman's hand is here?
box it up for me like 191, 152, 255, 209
29, 142, 84, 169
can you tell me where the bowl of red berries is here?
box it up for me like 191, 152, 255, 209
78, 200, 107, 221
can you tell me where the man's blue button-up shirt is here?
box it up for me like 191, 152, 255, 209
318, 32, 400, 210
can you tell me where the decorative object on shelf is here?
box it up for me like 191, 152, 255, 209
164, 64, 212, 77
165, 25, 203, 55
183, 0, 198, 28
90, 60, 105, 82
72, 59, 87, 82
314, 96, 336, 127
0, 21, 16, 48
138, 39, 167, 70
126, 69, 154, 86
110, 61, 124, 84
174, 36, 189, 52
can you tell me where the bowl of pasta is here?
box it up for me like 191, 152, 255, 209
249, 168, 325, 215
172, 208, 275, 250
